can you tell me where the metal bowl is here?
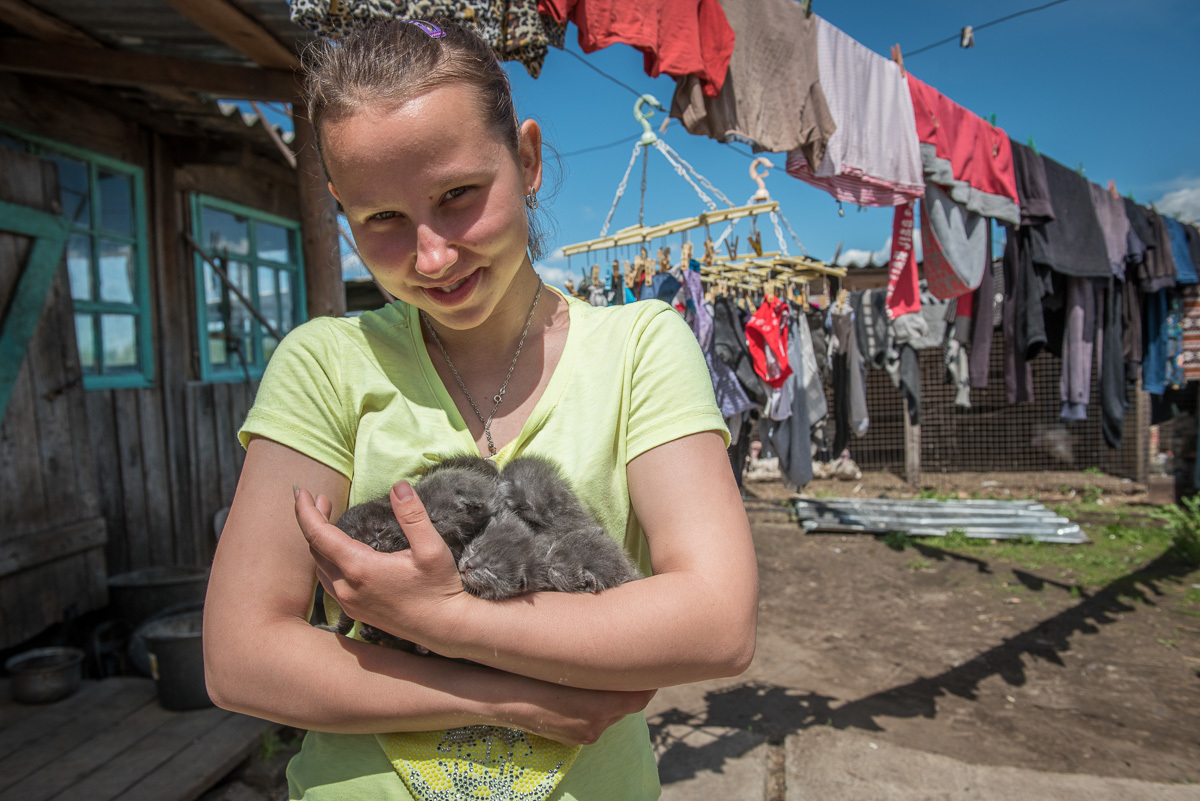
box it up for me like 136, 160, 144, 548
5, 646, 85, 704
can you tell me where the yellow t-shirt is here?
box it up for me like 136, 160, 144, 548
238, 288, 727, 800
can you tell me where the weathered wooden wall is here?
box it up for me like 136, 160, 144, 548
0, 150, 107, 648
0, 75, 339, 624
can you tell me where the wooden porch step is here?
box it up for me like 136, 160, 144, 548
0, 676, 274, 801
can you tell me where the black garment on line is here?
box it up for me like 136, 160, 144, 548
1028, 156, 1111, 279
711, 294, 770, 407
1101, 277, 1128, 449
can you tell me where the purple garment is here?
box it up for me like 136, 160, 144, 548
681, 265, 712, 350
1087, 182, 1131, 280
705, 349, 756, 419
968, 227, 995, 389
1060, 277, 1100, 421
1009, 139, 1055, 225
1029, 157, 1110, 279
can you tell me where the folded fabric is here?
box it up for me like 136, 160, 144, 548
541, 0, 734, 96
785, 16, 923, 207
906, 73, 1019, 225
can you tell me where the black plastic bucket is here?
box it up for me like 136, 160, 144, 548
108, 567, 209, 627
140, 609, 211, 711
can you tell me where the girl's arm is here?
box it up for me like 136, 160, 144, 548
203, 437, 652, 744
299, 430, 758, 692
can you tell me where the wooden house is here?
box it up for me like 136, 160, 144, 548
0, 1, 339, 650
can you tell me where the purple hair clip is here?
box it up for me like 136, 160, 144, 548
403, 20, 446, 38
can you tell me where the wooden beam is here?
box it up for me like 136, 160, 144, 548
292, 100, 345, 318
158, 0, 300, 69
0, 38, 299, 101
0, 0, 99, 48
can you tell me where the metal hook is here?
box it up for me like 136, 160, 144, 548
634, 94, 664, 146
749, 157, 772, 203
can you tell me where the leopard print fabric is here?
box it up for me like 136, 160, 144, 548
289, 0, 564, 78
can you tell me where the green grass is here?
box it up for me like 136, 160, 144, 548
926, 507, 1199, 600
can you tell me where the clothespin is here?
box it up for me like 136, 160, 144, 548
1107, 180, 1120, 200
1076, 163, 1086, 177
1027, 136, 1038, 155
890, 44, 905, 77
960, 25, 975, 48
748, 230, 763, 257
725, 236, 739, 261
800, 0, 813, 17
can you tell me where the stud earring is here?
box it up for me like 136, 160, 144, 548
525, 190, 539, 211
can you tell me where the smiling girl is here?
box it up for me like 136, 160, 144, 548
202, 18, 757, 801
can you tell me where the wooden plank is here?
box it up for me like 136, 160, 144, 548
149, 133, 196, 569
50, 706, 233, 801
88, 391, 128, 574
0, 0, 100, 48
0, 39, 299, 102
0, 678, 136, 756
182, 386, 202, 567
0, 517, 106, 577
137, 389, 174, 567
114, 391, 151, 570
116, 713, 272, 801
0, 347, 44, 538
158, 0, 299, 69
292, 98, 344, 318
189, 383, 222, 564
212, 383, 238, 511
26, 266, 78, 513
0, 678, 157, 800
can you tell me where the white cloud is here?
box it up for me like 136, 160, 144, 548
1156, 177, 1200, 224
835, 230, 923, 268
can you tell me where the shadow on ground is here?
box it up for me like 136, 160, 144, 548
649, 548, 1196, 784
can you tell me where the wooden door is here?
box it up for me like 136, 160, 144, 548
0, 147, 107, 648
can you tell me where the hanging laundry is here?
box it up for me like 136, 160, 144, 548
1010, 139, 1056, 226
765, 316, 818, 489
784, 17, 923, 207
705, 350, 756, 418
1027, 156, 1112, 279
1087, 182, 1131, 280
921, 180, 990, 299
540, 0, 735, 96
711, 294, 771, 406
905, 73, 1019, 225
291, 0, 566, 78
1143, 289, 1168, 395
1059, 277, 1101, 422
1142, 210, 1179, 293
1099, 278, 1127, 449
944, 300, 971, 408
966, 239, 996, 389
1164, 216, 1199, 285
680, 263, 713, 349
745, 296, 793, 388
886, 200, 922, 322
670, 0, 835, 160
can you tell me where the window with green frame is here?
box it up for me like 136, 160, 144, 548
190, 195, 306, 381
0, 127, 152, 389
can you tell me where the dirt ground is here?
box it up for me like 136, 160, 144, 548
646, 470, 1200, 787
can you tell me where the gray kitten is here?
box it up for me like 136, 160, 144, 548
322, 455, 640, 650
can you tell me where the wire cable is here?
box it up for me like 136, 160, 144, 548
904, 0, 1073, 58
559, 134, 641, 158
561, 47, 646, 98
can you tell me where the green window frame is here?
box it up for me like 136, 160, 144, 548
189, 194, 306, 382
0, 125, 153, 389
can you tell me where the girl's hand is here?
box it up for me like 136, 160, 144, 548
294, 481, 469, 645
505, 683, 658, 746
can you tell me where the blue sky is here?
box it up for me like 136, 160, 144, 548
325, 0, 1200, 287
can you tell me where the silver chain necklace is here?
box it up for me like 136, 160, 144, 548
420, 280, 544, 456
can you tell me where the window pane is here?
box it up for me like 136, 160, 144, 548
98, 239, 135, 304
100, 314, 138, 369
75, 313, 96, 371
98, 170, 135, 235
45, 153, 90, 226
258, 266, 279, 329
67, 234, 92, 301
200, 206, 250, 257
257, 222, 292, 264
227, 261, 254, 365
204, 263, 229, 367
278, 270, 294, 331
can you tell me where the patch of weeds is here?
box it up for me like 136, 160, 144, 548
907, 557, 933, 572
1152, 495, 1200, 567
1157, 637, 1179, 649
1080, 484, 1104, 505
883, 530, 910, 551
1084, 467, 1104, 476
918, 487, 955, 501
